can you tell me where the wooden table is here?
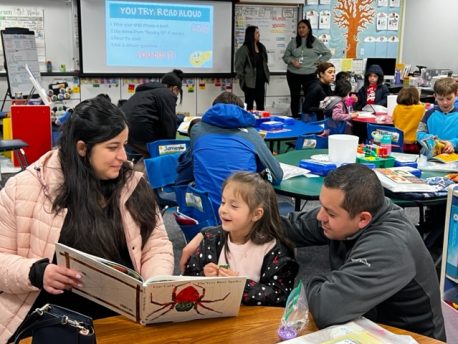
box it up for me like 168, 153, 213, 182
79, 306, 443, 343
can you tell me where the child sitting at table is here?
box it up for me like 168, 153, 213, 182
392, 87, 425, 153
417, 77, 458, 154
354, 64, 390, 111
183, 171, 298, 307
320, 79, 357, 135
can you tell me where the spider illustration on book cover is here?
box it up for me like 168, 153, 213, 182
147, 283, 230, 320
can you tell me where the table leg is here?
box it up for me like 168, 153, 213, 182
295, 197, 301, 211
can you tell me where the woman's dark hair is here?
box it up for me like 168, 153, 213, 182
396, 86, 420, 105
220, 172, 294, 256
243, 25, 266, 66
295, 19, 315, 48
316, 62, 335, 78
54, 96, 158, 260
334, 79, 352, 98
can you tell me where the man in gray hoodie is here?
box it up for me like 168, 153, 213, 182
282, 164, 445, 340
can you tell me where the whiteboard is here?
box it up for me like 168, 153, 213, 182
234, 4, 300, 73
1, 28, 41, 97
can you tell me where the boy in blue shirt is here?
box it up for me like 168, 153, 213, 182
417, 77, 458, 153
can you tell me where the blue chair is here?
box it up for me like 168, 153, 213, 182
174, 184, 220, 242
366, 124, 404, 152
144, 153, 181, 214
285, 119, 327, 152
295, 134, 328, 150
146, 139, 190, 158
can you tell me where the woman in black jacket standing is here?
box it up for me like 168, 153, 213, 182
235, 26, 270, 111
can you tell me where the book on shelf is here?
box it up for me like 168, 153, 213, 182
55, 243, 246, 324
375, 167, 439, 193
282, 317, 416, 344
430, 152, 458, 163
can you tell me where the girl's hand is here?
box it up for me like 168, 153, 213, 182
351, 112, 358, 119
203, 263, 219, 277
218, 267, 239, 277
179, 233, 204, 272
442, 140, 455, 154
43, 264, 82, 295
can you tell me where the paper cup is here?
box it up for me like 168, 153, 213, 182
387, 94, 397, 117
328, 134, 359, 165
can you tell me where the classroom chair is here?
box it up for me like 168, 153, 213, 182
0, 139, 29, 183
366, 124, 404, 152
294, 134, 328, 150
144, 153, 181, 214
146, 139, 190, 158
174, 183, 219, 242
285, 119, 327, 152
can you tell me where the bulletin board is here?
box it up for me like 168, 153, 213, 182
1, 27, 41, 97
304, 0, 403, 59
234, 4, 300, 73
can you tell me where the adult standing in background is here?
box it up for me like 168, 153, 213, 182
283, 19, 332, 119
121, 69, 184, 158
302, 62, 335, 121
235, 25, 270, 111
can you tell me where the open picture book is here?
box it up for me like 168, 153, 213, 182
430, 152, 458, 164
55, 243, 246, 324
375, 167, 439, 193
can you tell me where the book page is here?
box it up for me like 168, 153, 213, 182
55, 243, 142, 321
141, 276, 246, 324
432, 153, 458, 164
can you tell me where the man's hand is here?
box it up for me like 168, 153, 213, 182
43, 264, 82, 295
179, 233, 204, 272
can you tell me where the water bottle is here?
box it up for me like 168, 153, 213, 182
380, 134, 392, 156
394, 69, 401, 85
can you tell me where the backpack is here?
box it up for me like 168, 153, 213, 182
319, 96, 345, 119
319, 96, 348, 135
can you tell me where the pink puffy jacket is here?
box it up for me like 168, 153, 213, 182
0, 150, 174, 343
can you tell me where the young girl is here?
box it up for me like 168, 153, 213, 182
392, 86, 425, 153
320, 79, 357, 135
183, 172, 298, 307
354, 64, 390, 110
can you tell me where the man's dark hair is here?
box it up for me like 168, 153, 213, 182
324, 164, 384, 217
212, 91, 244, 108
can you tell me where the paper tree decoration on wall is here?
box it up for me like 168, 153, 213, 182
334, 0, 375, 58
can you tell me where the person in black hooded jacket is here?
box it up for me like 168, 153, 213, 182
121, 69, 184, 157
354, 64, 390, 111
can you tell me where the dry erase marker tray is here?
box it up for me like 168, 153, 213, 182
299, 159, 337, 176
356, 156, 395, 168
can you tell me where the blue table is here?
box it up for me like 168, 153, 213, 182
255, 119, 324, 152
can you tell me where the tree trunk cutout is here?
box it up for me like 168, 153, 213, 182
334, 0, 375, 58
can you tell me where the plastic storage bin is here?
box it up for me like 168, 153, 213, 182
299, 159, 337, 176
356, 156, 395, 168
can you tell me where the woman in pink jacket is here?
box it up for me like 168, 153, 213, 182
0, 95, 174, 343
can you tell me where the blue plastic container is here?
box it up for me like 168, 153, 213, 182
260, 120, 284, 131
299, 159, 337, 176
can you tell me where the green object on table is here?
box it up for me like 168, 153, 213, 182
357, 156, 395, 168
